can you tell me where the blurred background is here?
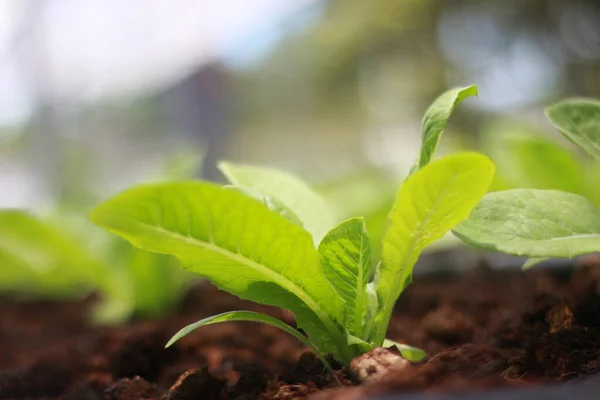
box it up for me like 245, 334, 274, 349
1, 0, 600, 212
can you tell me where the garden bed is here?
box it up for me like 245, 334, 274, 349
2, 257, 600, 400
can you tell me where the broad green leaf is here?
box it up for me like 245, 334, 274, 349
416, 85, 478, 169
318, 217, 371, 339
522, 258, 550, 270
372, 153, 495, 344
90, 182, 349, 361
486, 133, 588, 196
226, 185, 302, 226
545, 98, 600, 160
165, 310, 336, 374
218, 161, 333, 243
453, 189, 600, 258
383, 339, 427, 362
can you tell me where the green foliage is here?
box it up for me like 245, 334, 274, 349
0, 208, 186, 322
166, 310, 337, 374
316, 168, 397, 264
218, 161, 333, 243
123, 246, 186, 318
91, 181, 350, 360
318, 217, 371, 339
371, 153, 494, 344
92, 154, 493, 364
453, 189, 600, 258
545, 99, 600, 160
454, 96, 600, 266
315, 86, 479, 260
416, 85, 478, 169
482, 124, 589, 197
91, 86, 494, 366
0, 148, 203, 322
383, 339, 427, 362
0, 210, 101, 297
225, 185, 302, 225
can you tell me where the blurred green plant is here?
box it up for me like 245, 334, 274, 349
480, 119, 600, 204
0, 148, 203, 323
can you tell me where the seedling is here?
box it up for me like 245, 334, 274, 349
91, 86, 494, 366
453, 98, 600, 268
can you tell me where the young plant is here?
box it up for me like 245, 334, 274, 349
90, 86, 494, 366
453, 98, 600, 268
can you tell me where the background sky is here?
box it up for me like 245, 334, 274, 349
0, 0, 318, 125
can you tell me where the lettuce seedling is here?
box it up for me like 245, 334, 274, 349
453, 98, 600, 268
91, 86, 494, 366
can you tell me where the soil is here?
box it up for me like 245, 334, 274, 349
2, 256, 600, 400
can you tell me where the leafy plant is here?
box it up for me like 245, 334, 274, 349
453, 98, 600, 268
91, 86, 494, 365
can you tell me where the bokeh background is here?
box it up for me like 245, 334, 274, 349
1, 0, 600, 212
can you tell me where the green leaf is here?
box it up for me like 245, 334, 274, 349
383, 339, 426, 362
453, 189, 600, 258
166, 310, 337, 376
226, 185, 302, 226
0, 210, 102, 296
90, 181, 349, 361
545, 98, 600, 160
417, 85, 478, 169
127, 249, 186, 318
318, 217, 371, 339
372, 153, 494, 344
218, 161, 333, 243
522, 258, 550, 270
346, 331, 374, 354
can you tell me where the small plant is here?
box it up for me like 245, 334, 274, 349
91, 86, 494, 366
453, 98, 600, 268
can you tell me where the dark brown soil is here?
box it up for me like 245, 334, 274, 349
2, 256, 600, 400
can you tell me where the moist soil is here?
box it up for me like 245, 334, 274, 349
2, 257, 600, 400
